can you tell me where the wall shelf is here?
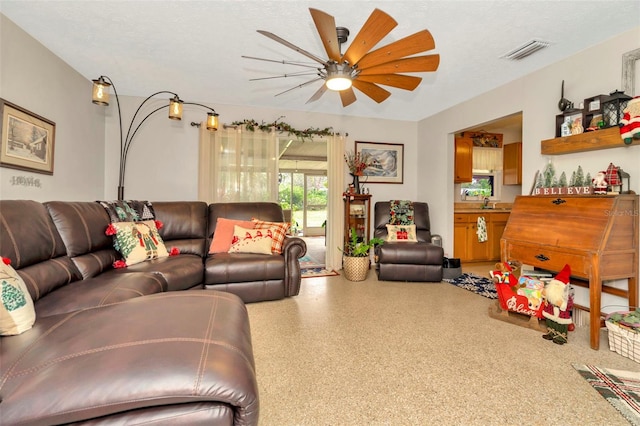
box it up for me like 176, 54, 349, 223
540, 126, 639, 155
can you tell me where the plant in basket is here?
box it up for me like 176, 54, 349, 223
340, 228, 384, 282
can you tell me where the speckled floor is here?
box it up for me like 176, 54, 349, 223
246, 268, 639, 426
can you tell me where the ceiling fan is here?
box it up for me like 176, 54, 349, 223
243, 8, 440, 107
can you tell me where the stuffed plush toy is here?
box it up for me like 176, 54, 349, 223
620, 96, 640, 144
541, 264, 574, 345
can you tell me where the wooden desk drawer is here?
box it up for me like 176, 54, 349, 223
503, 242, 590, 278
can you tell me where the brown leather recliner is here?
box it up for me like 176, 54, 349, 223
374, 201, 444, 282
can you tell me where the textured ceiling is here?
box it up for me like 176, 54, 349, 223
1, 1, 639, 121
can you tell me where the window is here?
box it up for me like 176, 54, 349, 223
461, 174, 494, 197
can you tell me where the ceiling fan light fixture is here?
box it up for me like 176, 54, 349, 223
326, 76, 352, 91
325, 62, 353, 91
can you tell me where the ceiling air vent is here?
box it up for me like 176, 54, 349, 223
501, 39, 550, 60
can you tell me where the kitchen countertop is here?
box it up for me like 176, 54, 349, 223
455, 208, 512, 213
454, 202, 512, 213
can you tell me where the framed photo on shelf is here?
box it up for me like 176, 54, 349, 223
355, 141, 404, 184
0, 98, 55, 174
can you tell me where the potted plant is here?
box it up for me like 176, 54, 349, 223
340, 228, 384, 281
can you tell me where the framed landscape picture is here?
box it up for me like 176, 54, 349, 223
0, 98, 55, 174
355, 141, 404, 184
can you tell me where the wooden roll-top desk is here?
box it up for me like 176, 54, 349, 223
501, 194, 639, 350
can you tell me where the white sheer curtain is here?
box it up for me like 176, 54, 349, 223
198, 125, 278, 203
325, 133, 345, 271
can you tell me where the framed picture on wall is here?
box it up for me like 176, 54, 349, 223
355, 141, 404, 184
0, 98, 55, 175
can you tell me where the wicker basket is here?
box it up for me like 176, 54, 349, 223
605, 320, 640, 363
342, 256, 370, 281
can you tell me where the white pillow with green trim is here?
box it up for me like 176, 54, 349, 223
1, 259, 36, 336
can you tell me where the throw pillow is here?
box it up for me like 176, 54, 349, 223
386, 224, 418, 242
228, 226, 275, 255
252, 219, 290, 254
109, 220, 169, 266
1, 258, 36, 336
209, 218, 256, 253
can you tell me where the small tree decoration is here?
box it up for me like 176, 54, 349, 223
535, 172, 544, 189
575, 166, 585, 187
558, 172, 568, 188
543, 162, 556, 188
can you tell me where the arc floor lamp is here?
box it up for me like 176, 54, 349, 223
92, 75, 219, 200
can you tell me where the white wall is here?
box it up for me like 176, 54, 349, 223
108, 99, 420, 206
0, 15, 105, 201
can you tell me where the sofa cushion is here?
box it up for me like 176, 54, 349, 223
34, 272, 166, 317
252, 219, 290, 254
0, 200, 83, 302
209, 218, 256, 253
109, 221, 169, 266
385, 224, 418, 242
205, 253, 284, 284
122, 254, 204, 291
0, 258, 36, 335
0, 291, 259, 425
153, 201, 208, 257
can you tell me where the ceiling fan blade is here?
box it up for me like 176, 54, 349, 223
309, 8, 341, 62
342, 9, 397, 66
356, 74, 422, 91
257, 30, 327, 65
275, 77, 324, 97
306, 84, 328, 104
242, 55, 320, 69
354, 30, 436, 70
352, 80, 391, 104
340, 87, 357, 107
358, 54, 440, 75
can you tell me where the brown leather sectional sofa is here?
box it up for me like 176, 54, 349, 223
0, 199, 307, 425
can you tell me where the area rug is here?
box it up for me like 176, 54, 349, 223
572, 364, 640, 425
444, 273, 497, 299
299, 254, 323, 269
301, 267, 339, 278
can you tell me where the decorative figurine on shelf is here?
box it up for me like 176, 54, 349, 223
570, 117, 584, 135
541, 264, 574, 345
592, 171, 608, 195
605, 163, 622, 194
620, 96, 640, 145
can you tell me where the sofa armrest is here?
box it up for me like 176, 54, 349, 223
282, 236, 306, 297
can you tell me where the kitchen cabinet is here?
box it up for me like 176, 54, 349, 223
503, 142, 522, 185
343, 193, 371, 247
454, 137, 473, 183
489, 212, 510, 260
454, 211, 510, 262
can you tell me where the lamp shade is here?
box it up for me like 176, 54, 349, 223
92, 78, 111, 105
169, 96, 183, 120
206, 112, 219, 131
